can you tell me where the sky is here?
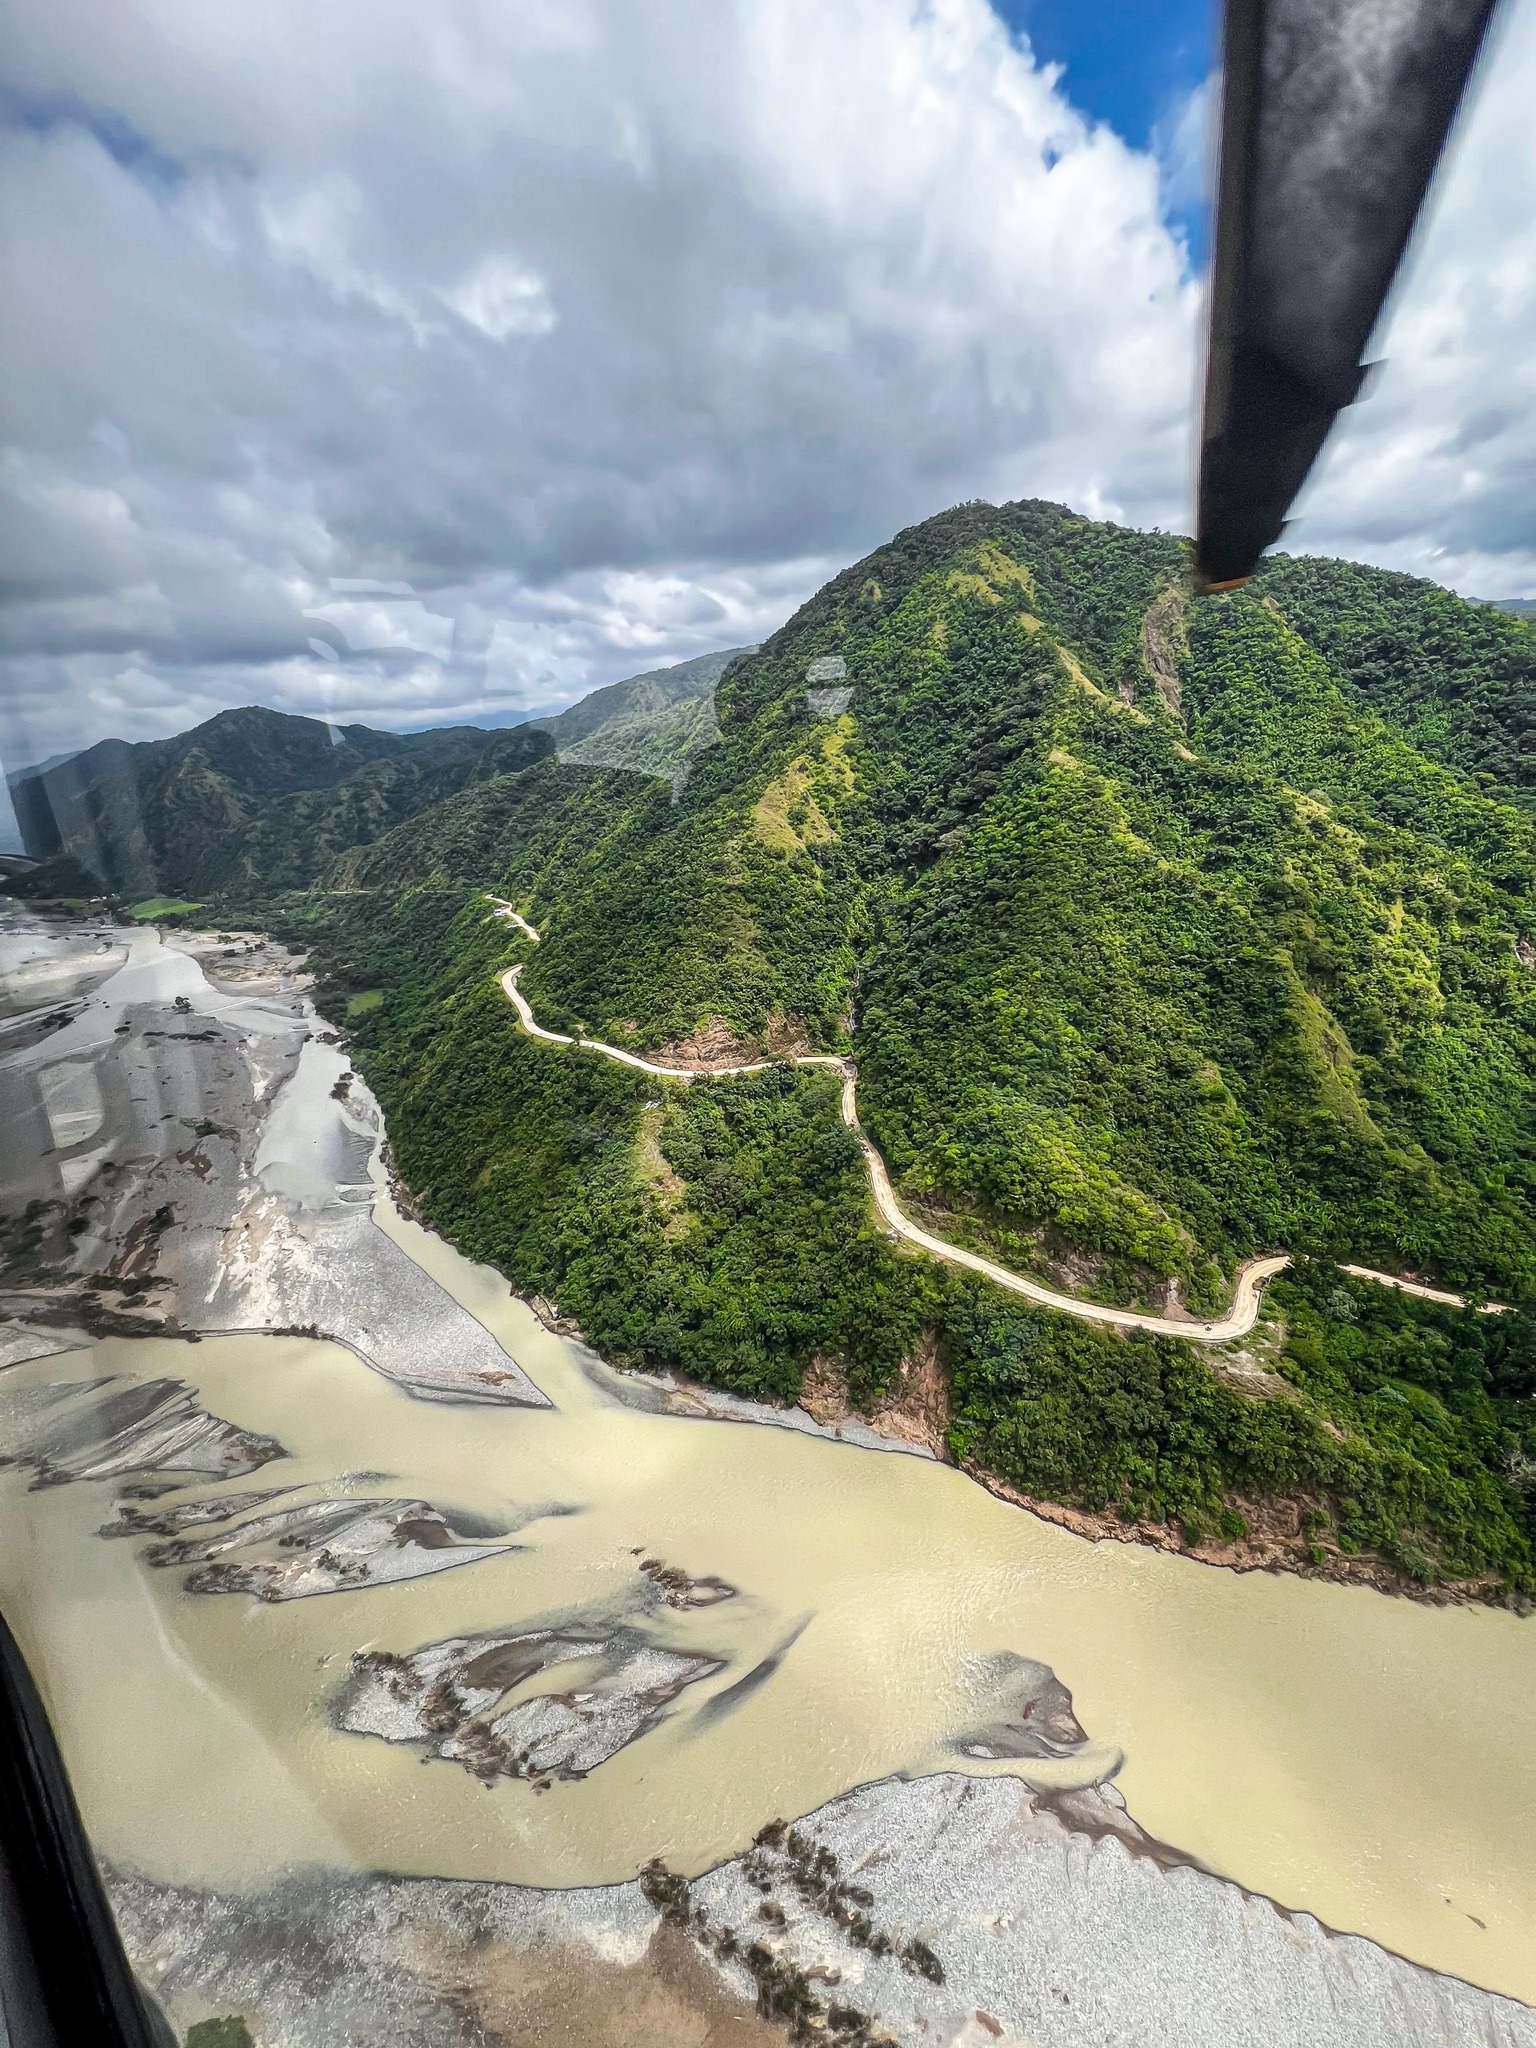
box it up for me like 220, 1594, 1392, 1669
1, 0, 1533, 825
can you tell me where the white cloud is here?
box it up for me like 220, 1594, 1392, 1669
1284, 0, 1536, 597
484, 619, 589, 700
1152, 74, 1212, 228
305, 597, 457, 660
439, 255, 557, 340
0, 0, 1529, 790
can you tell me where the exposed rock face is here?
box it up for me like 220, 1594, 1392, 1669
1138, 579, 1188, 717
0, 916, 549, 1408
794, 1337, 952, 1460
869, 1328, 951, 1457
336, 1623, 726, 1787
108, 1771, 1536, 2048
795, 1353, 850, 1428
648, 1017, 761, 1068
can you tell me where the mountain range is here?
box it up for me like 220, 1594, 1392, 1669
7, 500, 1534, 1596
5, 645, 748, 902
531, 645, 752, 782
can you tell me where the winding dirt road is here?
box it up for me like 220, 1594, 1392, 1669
488, 901, 1504, 1342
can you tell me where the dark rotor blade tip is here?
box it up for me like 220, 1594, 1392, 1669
1195, 0, 1501, 583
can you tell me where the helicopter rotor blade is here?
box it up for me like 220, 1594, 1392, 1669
1195, 0, 1501, 590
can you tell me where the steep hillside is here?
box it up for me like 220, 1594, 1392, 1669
194, 502, 1536, 1591
531, 645, 750, 749
317, 502, 1536, 1301
1257, 556, 1536, 800
8, 707, 513, 899
8, 651, 753, 901
554, 691, 725, 784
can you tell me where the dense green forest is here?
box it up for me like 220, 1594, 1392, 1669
219, 499, 1536, 1595
261, 884, 1533, 1594
8, 704, 553, 900
1254, 554, 1536, 800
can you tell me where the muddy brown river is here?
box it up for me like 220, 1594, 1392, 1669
1, 911, 1534, 2012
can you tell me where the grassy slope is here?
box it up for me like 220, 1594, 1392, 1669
252, 501, 1536, 1595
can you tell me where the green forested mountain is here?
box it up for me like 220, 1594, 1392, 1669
199, 723, 555, 896
6, 706, 539, 900
552, 691, 726, 784
1259, 556, 1536, 798
8, 653, 755, 901
100, 503, 1536, 1593
529, 644, 752, 781
314, 502, 1536, 1301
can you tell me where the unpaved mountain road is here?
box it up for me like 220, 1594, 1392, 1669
488, 901, 1505, 1342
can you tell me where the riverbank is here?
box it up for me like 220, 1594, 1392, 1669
4, 906, 1536, 2026
512, 1230, 1524, 1608
0, 911, 549, 1407
967, 1464, 1520, 1607
110, 1772, 1536, 2048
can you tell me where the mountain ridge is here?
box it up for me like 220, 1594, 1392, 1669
13, 498, 1534, 1595
265, 497, 1534, 1597
5, 647, 752, 900
531, 645, 751, 749
256, 495, 1536, 1597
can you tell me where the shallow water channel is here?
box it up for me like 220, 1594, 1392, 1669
1, 913, 1534, 2005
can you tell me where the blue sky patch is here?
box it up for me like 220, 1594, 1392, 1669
992, 0, 1214, 260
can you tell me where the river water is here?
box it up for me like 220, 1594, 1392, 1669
1, 914, 1534, 2005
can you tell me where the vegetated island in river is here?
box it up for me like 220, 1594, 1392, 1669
10, 499, 1536, 1605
